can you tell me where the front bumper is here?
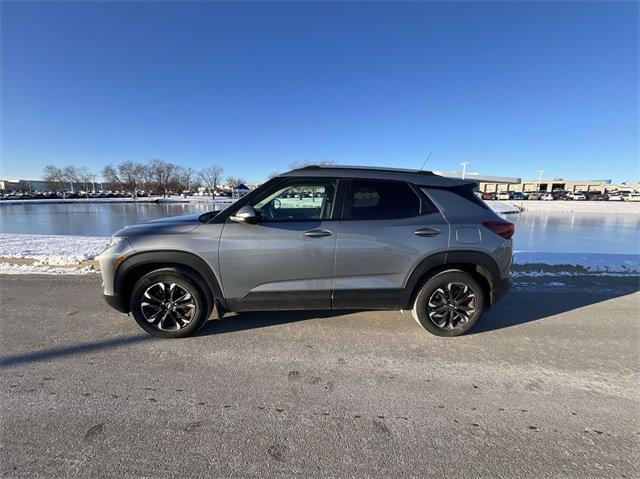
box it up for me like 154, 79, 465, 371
103, 293, 128, 313
97, 238, 134, 296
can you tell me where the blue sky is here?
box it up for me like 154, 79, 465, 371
1, 1, 638, 182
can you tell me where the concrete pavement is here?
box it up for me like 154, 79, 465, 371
1, 274, 638, 478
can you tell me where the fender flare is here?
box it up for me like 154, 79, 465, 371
444, 250, 500, 278
402, 250, 500, 308
115, 250, 226, 309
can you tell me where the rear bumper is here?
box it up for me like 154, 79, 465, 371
491, 275, 512, 304
103, 293, 128, 314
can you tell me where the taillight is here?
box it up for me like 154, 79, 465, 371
482, 221, 515, 239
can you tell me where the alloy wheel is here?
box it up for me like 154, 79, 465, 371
427, 282, 476, 330
140, 282, 196, 331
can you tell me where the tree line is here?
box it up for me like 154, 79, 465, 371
43, 160, 246, 198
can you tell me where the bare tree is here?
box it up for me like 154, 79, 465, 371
62, 166, 79, 193
63, 166, 94, 197
43, 165, 67, 197
78, 167, 95, 196
147, 159, 177, 197
101, 162, 144, 197
138, 164, 153, 193
199, 165, 224, 195
118, 161, 146, 198
102, 164, 123, 192
175, 166, 198, 192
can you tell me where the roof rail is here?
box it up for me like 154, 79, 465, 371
292, 164, 435, 175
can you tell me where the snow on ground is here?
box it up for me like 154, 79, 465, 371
0, 233, 109, 265
513, 252, 639, 277
0, 263, 97, 275
1, 232, 638, 276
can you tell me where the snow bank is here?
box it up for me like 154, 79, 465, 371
0, 263, 97, 275
513, 252, 639, 277
0, 233, 109, 265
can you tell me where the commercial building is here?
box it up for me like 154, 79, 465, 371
477, 178, 639, 194
434, 171, 638, 194
0, 179, 51, 192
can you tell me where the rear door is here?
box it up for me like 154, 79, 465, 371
219, 177, 342, 311
333, 179, 450, 309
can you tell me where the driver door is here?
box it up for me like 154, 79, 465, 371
219, 178, 341, 311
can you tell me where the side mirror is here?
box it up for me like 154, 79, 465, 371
230, 205, 258, 224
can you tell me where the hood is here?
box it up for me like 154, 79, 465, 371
114, 213, 203, 237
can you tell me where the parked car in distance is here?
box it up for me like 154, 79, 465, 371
481, 192, 496, 200
627, 193, 640, 202
541, 193, 554, 201
551, 190, 568, 200
578, 190, 601, 201
511, 192, 528, 201
99, 165, 514, 339
605, 192, 624, 201
526, 191, 543, 200
565, 192, 587, 201
496, 191, 511, 200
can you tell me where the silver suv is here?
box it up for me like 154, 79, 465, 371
99, 166, 513, 338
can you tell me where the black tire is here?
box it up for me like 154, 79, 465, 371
412, 270, 485, 337
129, 267, 212, 338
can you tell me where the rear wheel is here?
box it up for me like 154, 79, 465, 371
412, 270, 485, 337
130, 267, 212, 338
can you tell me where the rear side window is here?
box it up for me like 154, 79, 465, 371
450, 184, 491, 211
349, 180, 421, 220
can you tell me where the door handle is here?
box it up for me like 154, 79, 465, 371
304, 229, 333, 238
414, 227, 441, 237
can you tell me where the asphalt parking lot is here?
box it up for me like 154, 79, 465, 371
1, 274, 638, 478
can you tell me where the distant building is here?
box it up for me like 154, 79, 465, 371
434, 172, 638, 194
0, 179, 51, 192
434, 171, 521, 185
479, 178, 622, 193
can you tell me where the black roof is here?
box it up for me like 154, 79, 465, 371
281, 164, 474, 187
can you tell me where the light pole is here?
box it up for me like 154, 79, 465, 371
460, 162, 469, 180
537, 169, 545, 192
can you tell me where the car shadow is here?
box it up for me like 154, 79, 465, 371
0, 334, 154, 368
197, 278, 639, 337
196, 309, 362, 336
469, 280, 639, 334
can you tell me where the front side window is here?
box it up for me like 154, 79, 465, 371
252, 180, 337, 221
350, 180, 421, 220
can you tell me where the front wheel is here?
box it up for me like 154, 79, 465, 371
412, 270, 485, 337
129, 267, 212, 338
